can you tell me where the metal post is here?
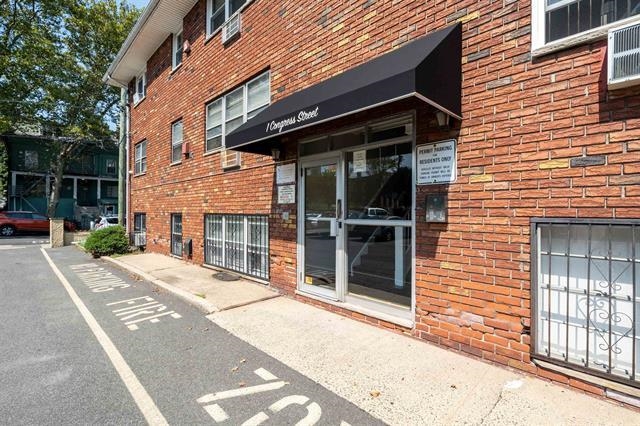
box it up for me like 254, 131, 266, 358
118, 87, 127, 226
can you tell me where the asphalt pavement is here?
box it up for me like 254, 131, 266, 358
0, 243, 382, 425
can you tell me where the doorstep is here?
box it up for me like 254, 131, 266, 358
104, 253, 280, 314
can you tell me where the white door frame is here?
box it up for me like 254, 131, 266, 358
297, 153, 344, 300
295, 113, 417, 324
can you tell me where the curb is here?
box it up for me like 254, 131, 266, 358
103, 256, 219, 315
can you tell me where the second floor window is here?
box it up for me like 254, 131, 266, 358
534, 0, 640, 50
205, 70, 270, 152
207, 0, 249, 35
135, 73, 146, 103
106, 159, 116, 175
173, 31, 183, 69
24, 150, 38, 170
171, 120, 183, 163
134, 140, 147, 174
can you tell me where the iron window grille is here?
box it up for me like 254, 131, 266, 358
132, 213, 147, 247
204, 214, 269, 280
171, 214, 183, 257
532, 219, 639, 388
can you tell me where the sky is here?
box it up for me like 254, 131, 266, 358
127, 0, 148, 9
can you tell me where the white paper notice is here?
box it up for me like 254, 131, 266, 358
277, 185, 295, 204
353, 150, 367, 173
416, 139, 457, 185
276, 163, 296, 184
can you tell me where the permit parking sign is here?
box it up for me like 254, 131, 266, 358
416, 139, 457, 185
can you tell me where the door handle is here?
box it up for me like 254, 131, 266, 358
336, 199, 342, 220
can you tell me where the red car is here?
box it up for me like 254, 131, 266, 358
0, 211, 75, 237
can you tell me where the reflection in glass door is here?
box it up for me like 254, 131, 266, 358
300, 158, 341, 298
344, 142, 412, 309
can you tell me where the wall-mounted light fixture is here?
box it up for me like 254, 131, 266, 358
271, 147, 281, 161
435, 111, 450, 128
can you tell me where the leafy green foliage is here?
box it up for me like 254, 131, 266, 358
84, 225, 129, 257
0, 1, 141, 215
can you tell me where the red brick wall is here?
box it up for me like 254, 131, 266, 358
127, 0, 640, 393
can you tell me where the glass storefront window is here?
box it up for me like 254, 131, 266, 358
346, 142, 412, 220
346, 225, 412, 307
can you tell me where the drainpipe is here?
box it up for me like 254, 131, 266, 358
118, 88, 127, 228
125, 92, 131, 235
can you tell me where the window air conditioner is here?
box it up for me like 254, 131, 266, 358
608, 21, 640, 89
221, 150, 241, 169
222, 14, 241, 44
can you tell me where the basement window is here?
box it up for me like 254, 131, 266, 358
204, 214, 269, 280
532, 219, 640, 388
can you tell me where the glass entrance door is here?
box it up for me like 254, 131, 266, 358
299, 156, 342, 299
297, 116, 415, 318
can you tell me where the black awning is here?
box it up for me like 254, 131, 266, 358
226, 24, 461, 154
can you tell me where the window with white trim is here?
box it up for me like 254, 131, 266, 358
532, 0, 640, 51
134, 140, 147, 174
206, 0, 249, 36
205, 70, 270, 152
134, 73, 146, 103
173, 31, 183, 69
171, 120, 183, 164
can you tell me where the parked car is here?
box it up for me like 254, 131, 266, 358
0, 211, 75, 236
349, 208, 403, 242
94, 215, 119, 230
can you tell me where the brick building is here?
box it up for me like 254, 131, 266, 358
105, 1, 640, 399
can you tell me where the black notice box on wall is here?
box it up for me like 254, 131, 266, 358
426, 194, 447, 223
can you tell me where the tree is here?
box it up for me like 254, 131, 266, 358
0, 1, 140, 216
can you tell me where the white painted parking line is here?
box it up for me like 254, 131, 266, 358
203, 404, 229, 422
241, 411, 269, 426
198, 381, 287, 404
41, 248, 168, 425
254, 367, 278, 381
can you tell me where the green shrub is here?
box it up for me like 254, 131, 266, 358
84, 225, 129, 257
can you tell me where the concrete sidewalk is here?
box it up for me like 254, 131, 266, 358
108, 252, 639, 425
105, 253, 279, 314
